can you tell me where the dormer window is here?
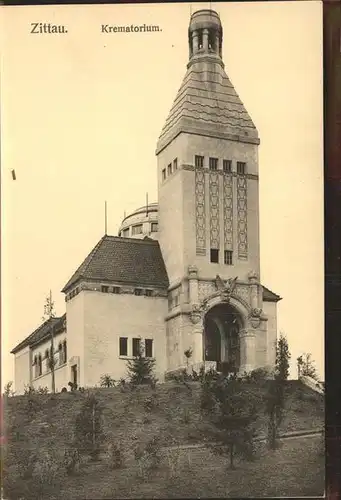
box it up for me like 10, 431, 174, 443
101, 285, 109, 293
134, 288, 142, 296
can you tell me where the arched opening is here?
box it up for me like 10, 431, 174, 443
203, 303, 242, 373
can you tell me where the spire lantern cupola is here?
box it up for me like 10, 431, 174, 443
188, 9, 223, 67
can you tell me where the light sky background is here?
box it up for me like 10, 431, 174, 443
1, 1, 324, 387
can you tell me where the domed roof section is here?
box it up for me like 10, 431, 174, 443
118, 203, 159, 240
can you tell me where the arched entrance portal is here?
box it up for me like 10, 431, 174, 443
204, 303, 242, 373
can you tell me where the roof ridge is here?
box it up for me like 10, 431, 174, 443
104, 235, 159, 245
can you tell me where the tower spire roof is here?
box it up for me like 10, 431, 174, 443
156, 9, 259, 154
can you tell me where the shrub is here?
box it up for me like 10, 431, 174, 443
181, 407, 191, 424
250, 367, 273, 381
3, 381, 15, 397
134, 436, 162, 479
106, 441, 125, 469
68, 381, 78, 391
63, 446, 81, 475
99, 374, 116, 388
127, 344, 157, 386
143, 394, 158, 413
36, 386, 49, 394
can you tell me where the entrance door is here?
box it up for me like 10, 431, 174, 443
204, 317, 221, 362
71, 364, 78, 386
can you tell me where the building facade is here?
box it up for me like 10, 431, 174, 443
11, 9, 281, 393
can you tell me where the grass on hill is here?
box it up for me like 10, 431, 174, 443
2, 379, 324, 499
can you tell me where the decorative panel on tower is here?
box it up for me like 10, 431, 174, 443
223, 173, 233, 251
195, 168, 206, 255
209, 171, 220, 250
237, 175, 248, 258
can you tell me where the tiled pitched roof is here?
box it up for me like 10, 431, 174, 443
156, 63, 259, 153
262, 286, 281, 302
11, 314, 66, 354
61, 235, 169, 293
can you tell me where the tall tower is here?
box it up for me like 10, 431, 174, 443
156, 10, 279, 374
156, 9, 260, 284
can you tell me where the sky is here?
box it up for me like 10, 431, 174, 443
1, 1, 324, 386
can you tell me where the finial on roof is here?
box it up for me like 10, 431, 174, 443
188, 8, 223, 62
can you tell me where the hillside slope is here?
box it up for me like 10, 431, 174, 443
4, 379, 324, 451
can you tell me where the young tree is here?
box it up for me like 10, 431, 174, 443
126, 342, 156, 385
297, 353, 319, 380
275, 332, 291, 381
74, 394, 104, 461
204, 376, 257, 469
3, 381, 15, 397
42, 291, 57, 394
266, 333, 291, 449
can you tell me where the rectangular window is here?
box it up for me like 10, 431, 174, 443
145, 289, 153, 297
210, 248, 219, 263
162, 168, 166, 181
101, 285, 109, 293
173, 158, 178, 170
195, 155, 204, 168
209, 157, 218, 170
112, 287, 120, 294
237, 162, 246, 175
224, 250, 233, 265
134, 288, 142, 296
167, 163, 172, 176
132, 338, 141, 357
132, 224, 143, 235
145, 339, 153, 358
119, 337, 128, 356
223, 160, 232, 173
151, 222, 158, 232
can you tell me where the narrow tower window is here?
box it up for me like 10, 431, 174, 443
162, 168, 166, 181
223, 160, 232, 173
210, 249, 219, 263
209, 157, 218, 171
224, 250, 233, 265
173, 158, 178, 170
208, 30, 216, 51
195, 155, 204, 168
198, 30, 203, 49
167, 163, 172, 176
237, 162, 247, 175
